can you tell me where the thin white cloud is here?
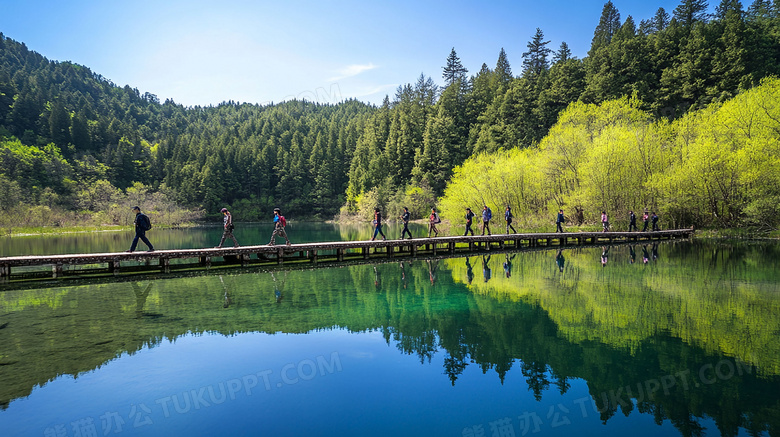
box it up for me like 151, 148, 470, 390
328, 63, 377, 81
354, 84, 398, 99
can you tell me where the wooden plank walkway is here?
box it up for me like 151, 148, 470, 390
0, 229, 693, 280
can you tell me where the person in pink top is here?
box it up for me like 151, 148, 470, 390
601, 211, 609, 232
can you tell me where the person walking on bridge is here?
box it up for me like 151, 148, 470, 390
127, 206, 154, 252
371, 208, 387, 241
428, 208, 440, 237
216, 207, 239, 248
651, 212, 659, 231
628, 210, 637, 232
268, 208, 291, 246
601, 211, 610, 232
464, 207, 475, 236
481, 205, 492, 236
505, 206, 517, 234
642, 211, 649, 232
400, 207, 413, 239
556, 209, 565, 233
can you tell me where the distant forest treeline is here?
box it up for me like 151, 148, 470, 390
2, 0, 780, 227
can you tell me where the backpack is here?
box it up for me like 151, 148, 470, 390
141, 214, 152, 231
486, 208, 492, 220
280, 216, 287, 227
434, 213, 441, 224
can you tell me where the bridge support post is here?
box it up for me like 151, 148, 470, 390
160, 257, 170, 273
449, 242, 455, 253
0, 264, 8, 277
411, 244, 417, 256
387, 246, 394, 258
337, 248, 344, 262
52, 264, 63, 278
362, 247, 369, 259
311, 250, 318, 264
277, 248, 284, 264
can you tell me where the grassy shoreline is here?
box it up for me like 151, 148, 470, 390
1, 223, 201, 237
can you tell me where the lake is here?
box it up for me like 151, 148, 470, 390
0, 223, 778, 436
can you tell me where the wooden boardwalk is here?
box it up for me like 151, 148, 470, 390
0, 229, 693, 280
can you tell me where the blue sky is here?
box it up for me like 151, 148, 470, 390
0, 0, 708, 107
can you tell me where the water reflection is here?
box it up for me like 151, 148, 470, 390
0, 240, 779, 436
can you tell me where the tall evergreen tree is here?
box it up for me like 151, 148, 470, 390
494, 48, 513, 87
715, 0, 745, 19
590, 1, 622, 54
70, 112, 91, 151
552, 42, 574, 64
48, 101, 71, 148
712, 0, 750, 97
746, 0, 773, 19
442, 48, 468, 86
647, 7, 672, 33
674, 0, 710, 28
522, 28, 552, 80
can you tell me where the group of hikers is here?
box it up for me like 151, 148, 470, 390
378, 205, 512, 241
375, 205, 662, 240
125, 206, 291, 253
596, 210, 660, 233
127, 204, 662, 252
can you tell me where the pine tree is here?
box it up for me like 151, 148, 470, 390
442, 48, 468, 86
648, 7, 671, 33
590, 1, 622, 55
712, 1, 750, 97
70, 112, 91, 151
715, 0, 745, 19
674, 0, 710, 28
746, 0, 772, 19
494, 48, 513, 87
48, 101, 71, 148
522, 28, 552, 80
552, 42, 574, 64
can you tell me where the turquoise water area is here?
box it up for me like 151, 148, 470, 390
0, 224, 778, 436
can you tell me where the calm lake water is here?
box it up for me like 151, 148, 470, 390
1, 224, 779, 436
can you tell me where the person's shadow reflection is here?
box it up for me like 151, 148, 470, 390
131, 282, 153, 319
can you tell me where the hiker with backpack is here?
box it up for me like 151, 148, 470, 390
399, 207, 413, 239
464, 207, 475, 236
481, 205, 492, 236
126, 206, 154, 252
268, 208, 291, 246
505, 206, 517, 234
628, 210, 637, 232
556, 209, 565, 233
428, 207, 440, 237
371, 208, 387, 241
216, 207, 239, 248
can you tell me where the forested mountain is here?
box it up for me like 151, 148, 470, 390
2, 0, 780, 226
